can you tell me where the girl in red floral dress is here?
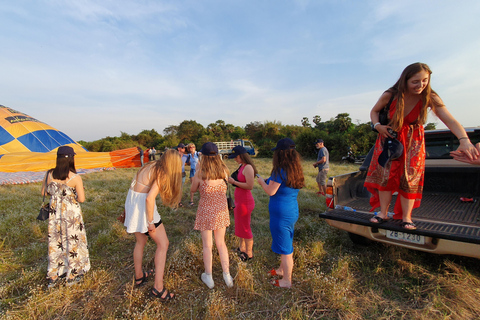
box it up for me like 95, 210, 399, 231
365, 63, 478, 230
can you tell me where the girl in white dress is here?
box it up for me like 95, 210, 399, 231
124, 149, 182, 301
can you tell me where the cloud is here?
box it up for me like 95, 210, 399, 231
2, 0, 480, 141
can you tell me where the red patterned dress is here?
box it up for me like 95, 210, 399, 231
364, 99, 426, 220
233, 165, 255, 239
194, 180, 230, 231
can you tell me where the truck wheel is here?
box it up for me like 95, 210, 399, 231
347, 232, 372, 245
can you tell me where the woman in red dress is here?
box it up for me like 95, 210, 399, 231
364, 62, 478, 230
227, 145, 257, 261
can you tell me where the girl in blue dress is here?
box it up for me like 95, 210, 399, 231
257, 138, 304, 288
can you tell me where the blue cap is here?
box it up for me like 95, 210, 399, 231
57, 146, 76, 157
199, 142, 219, 156
228, 145, 247, 159
378, 138, 403, 167
271, 138, 295, 151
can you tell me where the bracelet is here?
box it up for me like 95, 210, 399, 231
373, 122, 381, 128
458, 137, 469, 141
148, 220, 154, 225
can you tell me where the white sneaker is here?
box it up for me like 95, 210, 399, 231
223, 272, 233, 288
201, 273, 214, 289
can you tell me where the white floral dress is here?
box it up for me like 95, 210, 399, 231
46, 176, 90, 281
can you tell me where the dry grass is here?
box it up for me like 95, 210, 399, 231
1, 158, 480, 319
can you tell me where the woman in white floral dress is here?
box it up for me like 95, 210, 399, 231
41, 146, 90, 287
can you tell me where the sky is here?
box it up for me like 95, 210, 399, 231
1, 0, 480, 142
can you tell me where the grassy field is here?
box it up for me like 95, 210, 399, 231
1, 158, 480, 319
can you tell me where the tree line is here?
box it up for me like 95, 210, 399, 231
78, 114, 436, 160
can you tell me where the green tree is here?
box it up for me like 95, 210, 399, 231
245, 121, 263, 140
230, 126, 246, 140
177, 120, 205, 142
333, 113, 353, 132
313, 115, 322, 127
301, 117, 311, 128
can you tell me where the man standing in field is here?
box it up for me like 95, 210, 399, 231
313, 139, 329, 196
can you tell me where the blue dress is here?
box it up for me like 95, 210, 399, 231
267, 169, 300, 255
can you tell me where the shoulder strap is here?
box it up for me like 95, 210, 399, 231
66, 174, 78, 183
42, 169, 52, 202
385, 91, 395, 111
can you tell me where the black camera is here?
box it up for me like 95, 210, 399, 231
387, 128, 397, 139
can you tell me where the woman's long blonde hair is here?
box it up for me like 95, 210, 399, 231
149, 149, 183, 207
388, 62, 442, 132
197, 155, 229, 180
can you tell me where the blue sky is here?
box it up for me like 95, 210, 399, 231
1, 0, 480, 141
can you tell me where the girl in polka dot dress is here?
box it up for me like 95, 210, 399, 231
190, 142, 233, 289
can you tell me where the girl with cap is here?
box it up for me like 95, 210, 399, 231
41, 146, 90, 287
124, 149, 182, 301
227, 145, 257, 261
190, 142, 234, 289
365, 62, 478, 230
257, 138, 305, 288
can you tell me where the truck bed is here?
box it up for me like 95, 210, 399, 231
321, 193, 480, 244
320, 165, 480, 245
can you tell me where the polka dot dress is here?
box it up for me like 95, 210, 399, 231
194, 181, 230, 231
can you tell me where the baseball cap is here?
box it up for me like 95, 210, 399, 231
378, 138, 403, 167
57, 146, 76, 157
271, 138, 296, 151
199, 142, 219, 156
315, 139, 324, 144
228, 145, 247, 159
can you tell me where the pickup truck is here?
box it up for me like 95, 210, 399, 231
214, 139, 255, 158
319, 127, 480, 259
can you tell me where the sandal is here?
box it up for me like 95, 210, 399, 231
239, 252, 253, 262
47, 278, 59, 288
270, 279, 291, 288
401, 222, 417, 230
135, 269, 154, 287
268, 268, 280, 277
189, 202, 195, 206
66, 275, 84, 287
370, 216, 389, 224
151, 287, 175, 301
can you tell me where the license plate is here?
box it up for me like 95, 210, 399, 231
386, 230, 425, 244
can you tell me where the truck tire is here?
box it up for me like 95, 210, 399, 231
347, 232, 372, 245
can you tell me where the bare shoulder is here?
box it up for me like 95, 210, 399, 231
372, 91, 394, 111
243, 164, 254, 174
69, 172, 82, 181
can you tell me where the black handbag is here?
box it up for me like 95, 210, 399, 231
372, 93, 395, 133
230, 165, 241, 187
225, 179, 235, 211
37, 173, 52, 221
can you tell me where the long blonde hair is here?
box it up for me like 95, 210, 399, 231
149, 149, 183, 207
389, 62, 442, 132
198, 155, 229, 180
